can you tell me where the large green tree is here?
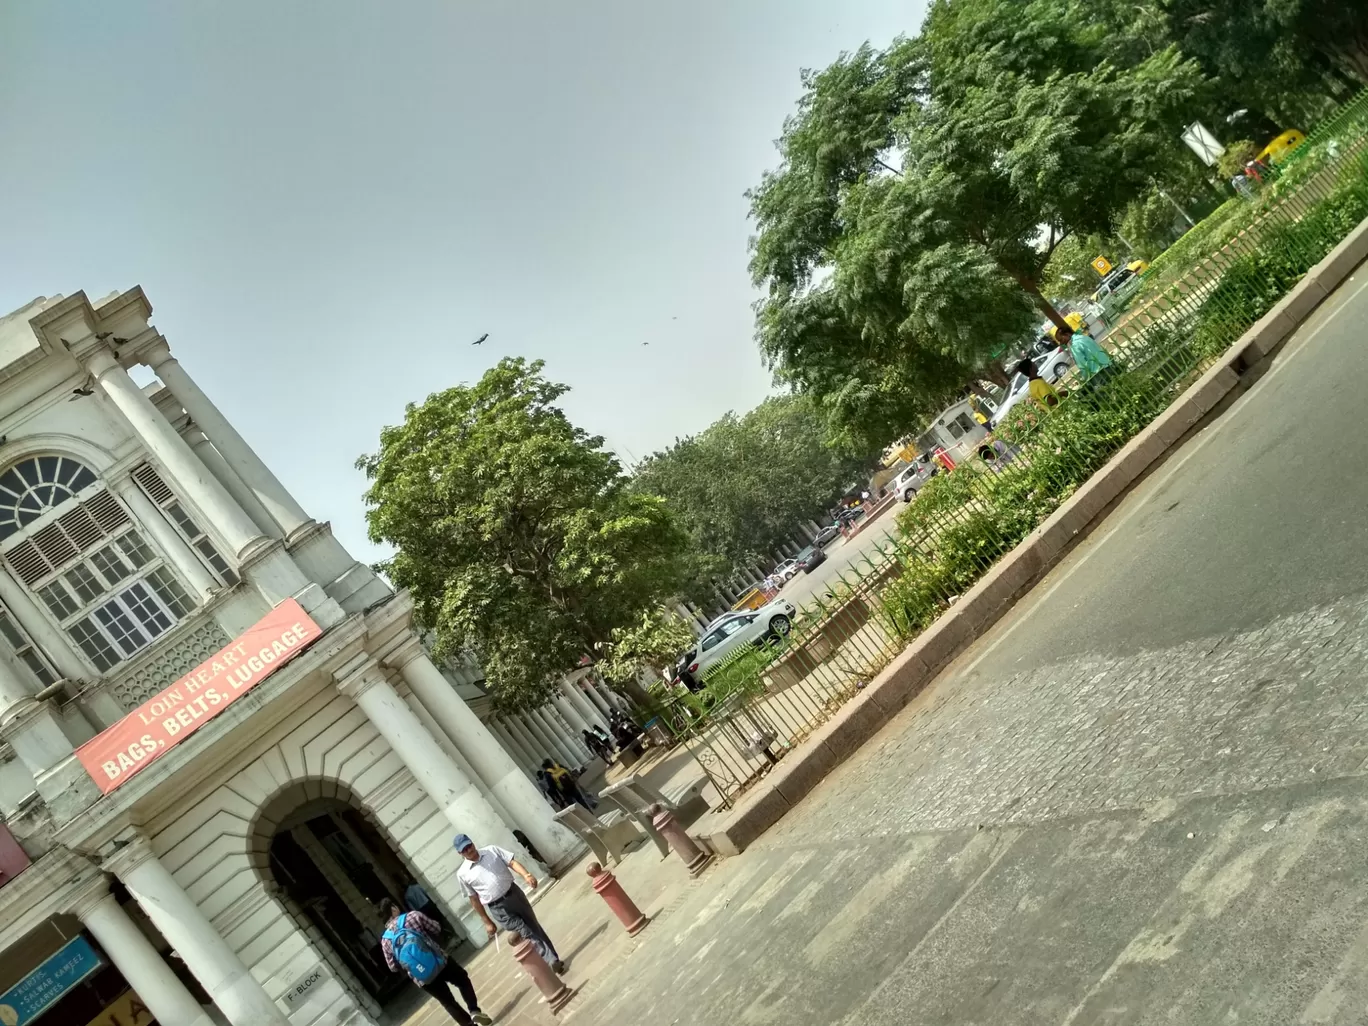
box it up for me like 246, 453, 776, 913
633, 394, 875, 582
749, 1, 1209, 443
357, 357, 690, 709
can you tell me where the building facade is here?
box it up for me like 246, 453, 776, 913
0, 288, 607, 1026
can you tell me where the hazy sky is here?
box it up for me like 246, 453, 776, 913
0, 1, 916, 561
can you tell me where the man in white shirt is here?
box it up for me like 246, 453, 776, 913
453, 834, 565, 974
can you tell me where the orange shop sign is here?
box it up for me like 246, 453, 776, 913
76, 599, 323, 794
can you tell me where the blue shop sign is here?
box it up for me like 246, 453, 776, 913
0, 935, 103, 1025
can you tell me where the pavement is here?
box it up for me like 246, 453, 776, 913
777, 503, 901, 610
405, 266, 1368, 1025
439, 266, 1368, 1023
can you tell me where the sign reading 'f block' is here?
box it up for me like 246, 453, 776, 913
77, 599, 323, 794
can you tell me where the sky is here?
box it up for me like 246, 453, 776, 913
0, 1, 918, 562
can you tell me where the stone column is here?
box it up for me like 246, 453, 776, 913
551, 696, 592, 750
560, 678, 610, 733
183, 426, 282, 542
389, 643, 579, 868
337, 659, 523, 941
106, 832, 291, 1026
111, 475, 220, 600
490, 718, 536, 777
72, 878, 216, 1026
522, 709, 566, 767
0, 654, 100, 821
145, 339, 313, 540
0, 565, 91, 683
86, 349, 266, 561
534, 707, 581, 767
581, 677, 614, 719
507, 717, 548, 770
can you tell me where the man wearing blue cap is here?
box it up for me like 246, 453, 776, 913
453, 833, 565, 974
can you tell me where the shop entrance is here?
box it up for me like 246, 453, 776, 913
261, 791, 462, 1009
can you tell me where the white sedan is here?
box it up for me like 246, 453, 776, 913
676, 598, 796, 687
988, 347, 1074, 429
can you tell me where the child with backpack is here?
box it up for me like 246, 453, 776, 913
379, 898, 492, 1025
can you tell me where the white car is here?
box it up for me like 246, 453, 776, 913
676, 599, 796, 687
772, 559, 801, 582
892, 458, 939, 502
988, 348, 1075, 429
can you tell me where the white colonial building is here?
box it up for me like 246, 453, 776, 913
0, 288, 619, 1026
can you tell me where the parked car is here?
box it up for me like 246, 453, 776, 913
891, 456, 939, 502
989, 348, 1075, 429
796, 545, 826, 574
676, 598, 798, 687
773, 558, 802, 582
835, 506, 865, 527
813, 524, 842, 547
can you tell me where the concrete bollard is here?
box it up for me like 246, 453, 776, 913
587, 861, 649, 935
509, 931, 575, 1014
650, 803, 714, 877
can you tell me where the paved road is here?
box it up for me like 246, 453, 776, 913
566, 269, 1368, 1025
777, 504, 901, 610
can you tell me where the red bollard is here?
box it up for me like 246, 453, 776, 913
650, 803, 714, 877
509, 931, 575, 1014
587, 862, 649, 935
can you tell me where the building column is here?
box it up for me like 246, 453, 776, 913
71, 878, 215, 1026
560, 678, 609, 733
536, 707, 582, 767
581, 677, 614, 718
548, 702, 591, 764
85, 348, 266, 561
145, 339, 314, 540
111, 474, 220, 601
551, 695, 592, 750
523, 709, 568, 768
0, 654, 100, 821
388, 643, 580, 868
490, 718, 535, 776
336, 658, 524, 942
507, 717, 548, 770
184, 427, 282, 542
105, 831, 290, 1026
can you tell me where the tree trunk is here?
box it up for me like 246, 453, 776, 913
1017, 274, 1070, 332
978, 363, 1010, 389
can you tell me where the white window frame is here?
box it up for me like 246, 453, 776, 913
0, 474, 199, 675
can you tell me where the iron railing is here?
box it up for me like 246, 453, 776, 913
644, 89, 1368, 807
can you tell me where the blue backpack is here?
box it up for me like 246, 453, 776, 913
384, 913, 445, 984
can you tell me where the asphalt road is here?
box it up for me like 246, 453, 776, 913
777, 504, 902, 610
568, 268, 1368, 1025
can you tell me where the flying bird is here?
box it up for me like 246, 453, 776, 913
472, 333, 489, 346
69, 386, 94, 401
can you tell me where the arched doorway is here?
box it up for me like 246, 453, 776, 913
250, 781, 466, 1013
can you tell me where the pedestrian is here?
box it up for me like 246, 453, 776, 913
1014, 358, 1060, 411
534, 768, 567, 810
1060, 327, 1115, 384
405, 881, 435, 915
453, 834, 566, 974
379, 899, 491, 1026
542, 758, 595, 811
582, 728, 612, 762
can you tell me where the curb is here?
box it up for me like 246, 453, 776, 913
696, 216, 1368, 859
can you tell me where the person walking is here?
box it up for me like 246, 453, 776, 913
1061, 327, 1115, 384
1014, 358, 1061, 411
454, 834, 566, 974
542, 758, 595, 811
379, 899, 492, 1026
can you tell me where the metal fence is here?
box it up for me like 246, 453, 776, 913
645, 89, 1368, 808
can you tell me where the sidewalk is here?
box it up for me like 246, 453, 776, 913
399, 744, 713, 1026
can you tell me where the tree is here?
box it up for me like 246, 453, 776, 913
749, 2, 1208, 443
633, 394, 876, 582
357, 357, 690, 710
597, 608, 699, 697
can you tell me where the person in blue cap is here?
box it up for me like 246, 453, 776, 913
453, 833, 565, 974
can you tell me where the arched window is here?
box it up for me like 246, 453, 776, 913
0, 456, 98, 541
0, 456, 196, 674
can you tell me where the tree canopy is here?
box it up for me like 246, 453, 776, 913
357, 357, 690, 710
633, 394, 875, 580
748, 0, 1311, 446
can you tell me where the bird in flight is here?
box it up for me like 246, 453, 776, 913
473, 333, 489, 346
69, 385, 94, 401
